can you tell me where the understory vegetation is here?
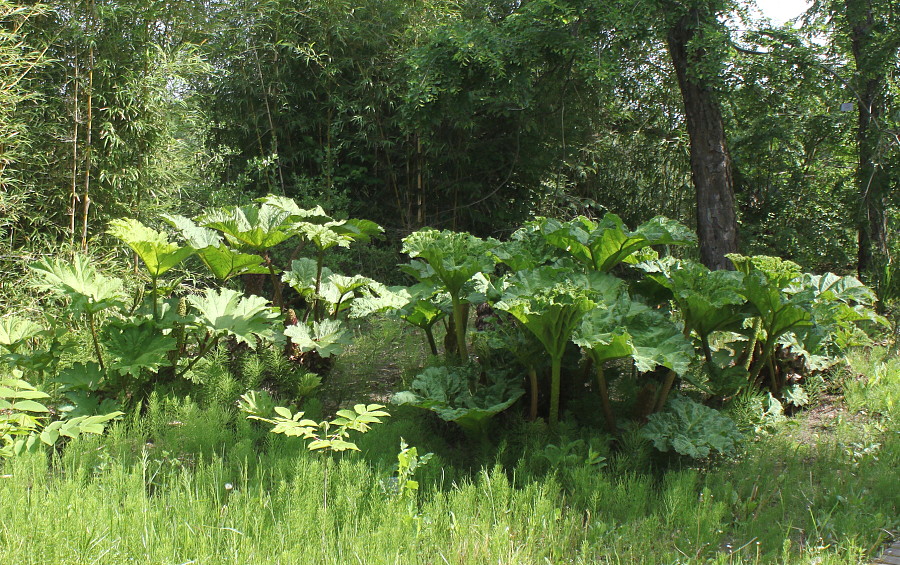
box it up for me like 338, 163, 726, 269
1, 196, 898, 564
0, 329, 897, 564
1, 0, 899, 562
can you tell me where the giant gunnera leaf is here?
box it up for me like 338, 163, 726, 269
640, 396, 742, 459
102, 320, 176, 377
283, 319, 352, 358
188, 288, 280, 348
30, 255, 124, 315
0, 318, 43, 354
393, 365, 523, 439
107, 218, 195, 278
163, 214, 267, 281
539, 214, 695, 273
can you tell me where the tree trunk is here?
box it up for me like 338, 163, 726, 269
847, 0, 890, 278
667, 9, 739, 270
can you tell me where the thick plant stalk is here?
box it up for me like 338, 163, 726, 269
423, 325, 438, 357
549, 356, 562, 427
450, 296, 468, 361
653, 370, 678, 413
87, 312, 104, 371
528, 366, 538, 421
738, 318, 762, 370
595, 365, 616, 432
266, 258, 283, 312
748, 336, 776, 388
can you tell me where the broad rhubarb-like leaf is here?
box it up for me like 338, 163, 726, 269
30, 255, 124, 315
283, 319, 352, 358
640, 396, 742, 459
188, 288, 280, 347
107, 218, 195, 278
197, 203, 295, 250
103, 321, 177, 377
393, 365, 523, 438
0, 318, 43, 354
574, 294, 693, 375
540, 214, 695, 272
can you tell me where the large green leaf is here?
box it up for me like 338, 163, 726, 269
188, 288, 280, 347
540, 214, 695, 272
108, 218, 195, 278
283, 319, 352, 358
393, 365, 523, 438
642, 258, 750, 338
103, 321, 177, 377
349, 283, 411, 318
257, 195, 330, 222
402, 228, 496, 296
197, 245, 268, 281
492, 223, 561, 272
319, 273, 376, 314
197, 203, 295, 250
54, 361, 105, 392
30, 255, 124, 315
640, 396, 742, 459
494, 267, 618, 360
161, 214, 223, 249
574, 293, 693, 375
0, 317, 43, 354
742, 269, 812, 338
164, 214, 268, 281
294, 221, 354, 252
282, 258, 332, 300
330, 218, 384, 244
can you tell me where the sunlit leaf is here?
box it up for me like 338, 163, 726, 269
108, 218, 195, 277
30, 255, 125, 315
188, 288, 280, 347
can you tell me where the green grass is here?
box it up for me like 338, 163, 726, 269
1, 346, 898, 564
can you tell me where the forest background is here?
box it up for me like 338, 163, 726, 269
0, 0, 897, 292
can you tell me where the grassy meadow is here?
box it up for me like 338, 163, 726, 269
1, 320, 897, 565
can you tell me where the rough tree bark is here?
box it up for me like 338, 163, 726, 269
846, 0, 891, 278
666, 8, 739, 270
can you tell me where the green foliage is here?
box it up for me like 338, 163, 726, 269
393, 365, 524, 439
284, 320, 352, 359
640, 396, 743, 459
575, 294, 693, 374
188, 288, 280, 348
196, 202, 295, 251
402, 228, 496, 361
163, 214, 268, 282
538, 214, 695, 272
382, 438, 434, 498
102, 320, 176, 378
0, 318, 43, 354
107, 218, 196, 278
1, 370, 122, 458
29, 255, 125, 316
237, 390, 277, 420
642, 257, 750, 339
249, 403, 389, 453
494, 266, 612, 426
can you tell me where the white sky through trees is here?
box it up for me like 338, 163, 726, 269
754, 0, 812, 25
